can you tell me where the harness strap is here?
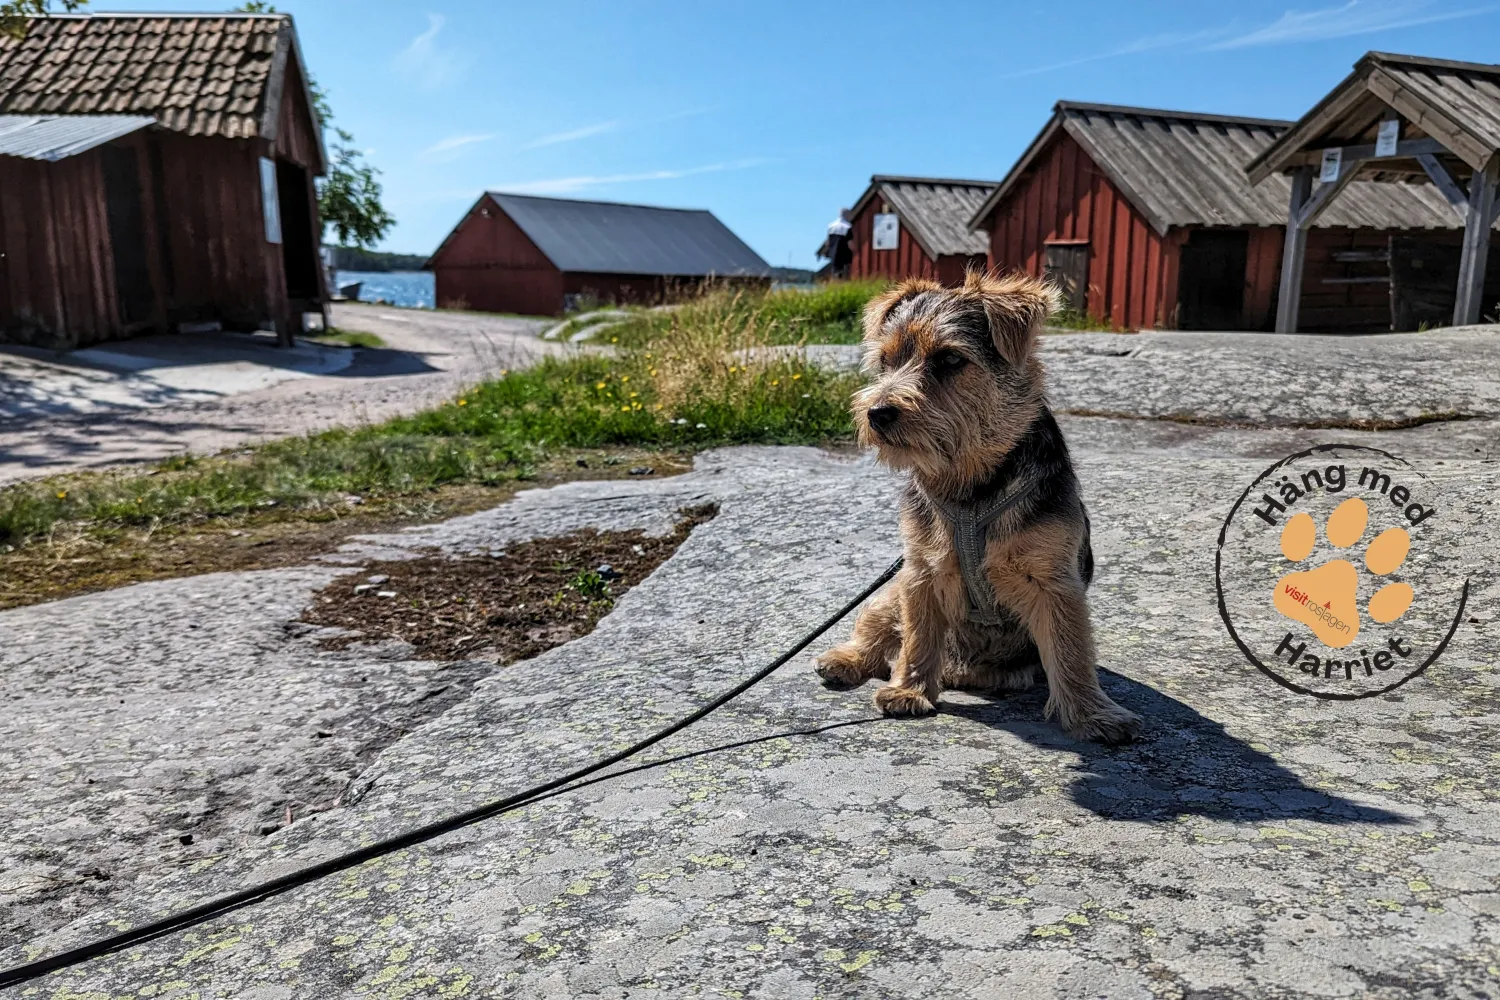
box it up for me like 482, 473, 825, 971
924, 477, 1036, 625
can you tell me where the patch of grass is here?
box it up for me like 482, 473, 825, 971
308, 328, 386, 349
0, 287, 864, 553
1047, 309, 1120, 333
598, 280, 888, 348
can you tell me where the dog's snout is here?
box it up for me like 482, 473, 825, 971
867, 405, 900, 432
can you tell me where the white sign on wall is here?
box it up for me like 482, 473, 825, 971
1319, 147, 1343, 184
1376, 118, 1400, 158
872, 213, 900, 250
260, 156, 282, 245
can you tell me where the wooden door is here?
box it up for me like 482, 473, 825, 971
1178, 230, 1248, 330
101, 144, 156, 328
1044, 243, 1089, 315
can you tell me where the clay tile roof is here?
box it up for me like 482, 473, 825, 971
0, 13, 290, 141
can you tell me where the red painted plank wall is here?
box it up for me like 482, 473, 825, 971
982, 132, 1173, 330
846, 196, 940, 283
0, 149, 118, 344
430, 199, 566, 315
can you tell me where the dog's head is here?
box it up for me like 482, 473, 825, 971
852, 270, 1057, 483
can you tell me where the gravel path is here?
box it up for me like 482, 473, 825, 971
0, 305, 553, 485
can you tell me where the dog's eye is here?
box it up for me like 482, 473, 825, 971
932, 350, 968, 373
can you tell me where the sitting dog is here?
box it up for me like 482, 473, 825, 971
816, 271, 1140, 744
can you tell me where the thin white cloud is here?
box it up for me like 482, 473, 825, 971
998, 28, 1223, 79
1001, 1, 1498, 78
520, 121, 621, 150
395, 13, 468, 91
1206, 0, 1497, 49
422, 132, 497, 161
496, 159, 769, 196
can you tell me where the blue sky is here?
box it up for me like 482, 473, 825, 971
105, 0, 1500, 267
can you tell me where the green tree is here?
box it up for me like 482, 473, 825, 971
231, 3, 394, 249
1, 0, 85, 38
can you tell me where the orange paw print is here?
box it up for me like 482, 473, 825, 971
1273, 498, 1414, 649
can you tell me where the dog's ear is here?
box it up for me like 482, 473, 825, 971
863, 278, 942, 340
962, 269, 1060, 367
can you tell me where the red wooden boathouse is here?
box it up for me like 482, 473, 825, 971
428, 192, 771, 316
968, 101, 1486, 331
0, 13, 328, 347
840, 176, 994, 285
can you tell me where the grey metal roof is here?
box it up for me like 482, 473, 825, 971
1248, 52, 1500, 182
970, 101, 1481, 236
485, 193, 770, 277
853, 176, 995, 257
0, 113, 153, 161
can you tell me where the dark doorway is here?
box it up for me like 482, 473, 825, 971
1044, 242, 1089, 315
101, 144, 156, 327
1178, 230, 1248, 330
276, 159, 320, 300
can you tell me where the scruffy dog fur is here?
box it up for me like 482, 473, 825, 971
816, 271, 1141, 744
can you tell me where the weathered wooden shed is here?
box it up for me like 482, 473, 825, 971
968, 101, 1486, 331
0, 13, 327, 348
1246, 52, 1500, 331
841, 176, 994, 285
428, 192, 771, 316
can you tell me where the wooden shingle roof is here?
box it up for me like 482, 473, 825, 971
853, 176, 995, 257
0, 13, 307, 144
970, 101, 1479, 236
1247, 52, 1500, 183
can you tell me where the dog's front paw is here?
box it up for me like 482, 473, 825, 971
873, 684, 937, 717
816, 644, 876, 689
1067, 701, 1142, 745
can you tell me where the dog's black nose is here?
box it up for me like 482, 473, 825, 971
867, 405, 900, 432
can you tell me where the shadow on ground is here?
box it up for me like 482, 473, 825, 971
931, 670, 1410, 826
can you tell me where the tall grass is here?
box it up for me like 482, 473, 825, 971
601, 280, 887, 347
0, 283, 872, 547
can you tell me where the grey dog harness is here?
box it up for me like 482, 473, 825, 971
920, 476, 1037, 626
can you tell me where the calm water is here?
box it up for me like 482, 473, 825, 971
334, 270, 435, 310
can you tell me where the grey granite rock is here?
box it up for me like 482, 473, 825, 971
3, 329, 1500, 998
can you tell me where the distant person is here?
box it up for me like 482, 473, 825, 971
818, 208, 854, 280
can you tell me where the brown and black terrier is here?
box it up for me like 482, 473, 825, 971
816, 271, 1140, 744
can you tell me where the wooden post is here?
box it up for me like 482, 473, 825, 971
1276, 167, 1313, 334
1454, 158, 1499, 327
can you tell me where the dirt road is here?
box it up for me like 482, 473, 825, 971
0, 304, 553, 484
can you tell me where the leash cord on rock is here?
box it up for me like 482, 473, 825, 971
0, 557, 904, 990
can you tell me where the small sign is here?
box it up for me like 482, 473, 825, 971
872, 213, 899, 250
1376, 118, 1400, 158
1319, 147, 1342, 184
260, 156, 282, 245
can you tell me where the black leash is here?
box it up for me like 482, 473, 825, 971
0, 557, 904, 990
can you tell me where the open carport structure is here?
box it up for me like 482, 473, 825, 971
1248, 52, 1500, 331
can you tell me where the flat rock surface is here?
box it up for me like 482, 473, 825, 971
0, 305, 552, 484
3, 328, 1500, 998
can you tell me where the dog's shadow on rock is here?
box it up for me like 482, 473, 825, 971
941, 670, 1409, 826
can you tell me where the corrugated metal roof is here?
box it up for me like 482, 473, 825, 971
0, 113, 153, 160
853, 176, 995, 257
1248, 52, 1500, 181
488, 193, 771, 277
971, 101, 1480, 235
